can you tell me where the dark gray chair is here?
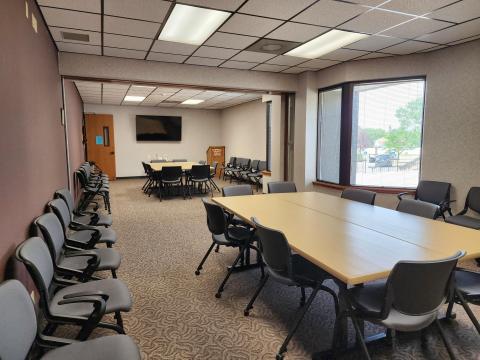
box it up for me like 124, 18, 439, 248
222, 156, 237, 181
445, 187, 480, 230
172, 158, 187, 162
209, 161, 220, 192
267, 181, 297, 194
150, 159, 167, 163
0, 279, 140, 360
222, 184, 253, 197
396, 198, 440, 219
188, 165, 212, 197
230, 158, 251, 183
248, 161, 266, 191
36, 210, 121, 280
16, 237, 132, 339
341, 188, 376, 205
244, 218, 338, 360
159, 166, 185, 201
198, 160, 206, 165
345, 251, 464, 359
241, 160, 260, 182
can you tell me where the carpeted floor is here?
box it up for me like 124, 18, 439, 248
83, 178, 480, 359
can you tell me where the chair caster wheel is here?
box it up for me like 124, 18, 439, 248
244, 310, 250, 316
215, 293, 222, 298
447, 312, 457, 320
276, 353, 284, 360
195, 270, 200, 275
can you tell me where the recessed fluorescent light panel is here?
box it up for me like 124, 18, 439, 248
285, 30, 369, 59
182, 99, 204, 105
159, 4, 230, 45
124, 96, 145, 102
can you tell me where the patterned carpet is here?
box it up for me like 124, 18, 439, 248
81, 178, 480, 359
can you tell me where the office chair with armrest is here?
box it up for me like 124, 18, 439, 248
268, 181, 297, 194
222, 156, 237, 181
445, 187, 480, 230
396, 198, 440, 219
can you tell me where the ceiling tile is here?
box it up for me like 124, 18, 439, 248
57, 42, 101, 55
128, 85, 156, 95
353, 52, 393, 60
419, 45, 448, 52
219, 14, 283, 37
231, 50, 276, 62
102, 98, 122, 105
152, 87, 182, 94
267, 22, 328, 42
205, 32, 259, 50
147, 52, 188, 63
104, 16, 160, 39
429, 0, 480, 23
381, 18, 452, 39
50, 27, 101, 45
346, 35, 404, 51
380, 40, 438, 54
104, 0, 171, 22
75, 81, 101, 90
151, 40, 198, 55
339, 9, 414, 34
238, 0, 316, 20
220, 60, 258, 69
104, 47, 147, 59
417, 18, 480, 43
252, 64, 290, 72
346, 0, 386, 5
282, 66, 315, 74
103, 83, 129, 91
37, 0, 101, 12
40, 7, 101, 31
266, 55, 306, 66
193, 46, 239, 59
448, 34, 480, 45
380, 0, 458, 15
293, 0, 366, 27
297, 58, 340, 69
177, 0, 244, 11
104, 33, 152, 51
185, 57, 224, 67
320, 48, 368, 61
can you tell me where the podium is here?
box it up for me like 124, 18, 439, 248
206, 146, 225, 178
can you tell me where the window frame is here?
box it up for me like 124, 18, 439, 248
266, 101, 272, 172
316, 75, 427, 191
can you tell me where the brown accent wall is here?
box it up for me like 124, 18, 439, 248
0, 0, 67, 282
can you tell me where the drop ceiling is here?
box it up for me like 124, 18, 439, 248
39, 0, 480, 73
75, 80, 263, 109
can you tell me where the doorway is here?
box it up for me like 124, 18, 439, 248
84, 114, 116, 180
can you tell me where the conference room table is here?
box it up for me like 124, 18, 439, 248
150, 161, 203, 171
212, 191, 480, 354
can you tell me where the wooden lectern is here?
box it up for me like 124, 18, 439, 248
206, 146, 225, 178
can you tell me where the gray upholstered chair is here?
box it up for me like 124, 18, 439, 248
150, 159, 167, 163
0, 279, 140, 360
341, 188, 376, 205
396, 198, 440, 219
16, 237, 132, 338
36, 210, 121, 280
222, 184, 253, 197
172, 158, 188, 162
267, 181, 297, 194
445, 187, 480, 230
345, 251, 464, 359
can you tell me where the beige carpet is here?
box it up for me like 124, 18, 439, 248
84, 178, 480, 359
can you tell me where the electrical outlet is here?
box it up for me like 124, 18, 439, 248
30, 291, 35, 302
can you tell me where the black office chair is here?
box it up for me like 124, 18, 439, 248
396, 198, 440, 219
195, 199, 262, 298
445, 187, 480, 230
141, 161, 152, 192
267, 181, 297, 194
188, 165, 211, 197
0, 280, 141, 360
341, 188, 376, 205
222, 156, 237, 181
244, 218, 338, 360
248, 160, 266, 192
209, 161, 220, 192
398, 180, 454, 219
241, 160, 260, 182
345, 251, 464, 360
222, 184, 253, 197
159, 166, 185, 201
76, 169, 111, 214
16, 237, 132, 339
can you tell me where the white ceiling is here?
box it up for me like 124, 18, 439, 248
74, 80, 263, 109
38, 0, 480, 73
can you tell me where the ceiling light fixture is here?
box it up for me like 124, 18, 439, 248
159, 4, 230, 45
285, 30, 369, 59
124, 96, 145, 102
182, 99, 204, 105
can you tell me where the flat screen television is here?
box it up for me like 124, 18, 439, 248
135, 115, 182, 141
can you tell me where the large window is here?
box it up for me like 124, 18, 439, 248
317, 78, 425, 189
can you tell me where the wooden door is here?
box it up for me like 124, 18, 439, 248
85, 114, 116, 180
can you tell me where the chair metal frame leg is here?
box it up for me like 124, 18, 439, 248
435, 318, 457, 359
215, 244, 248, 298
300, 287, 306, 307
456, 290, 480, 334
350, 313, 372, 360
244, 274, 269, 316
195, 242, 216, 275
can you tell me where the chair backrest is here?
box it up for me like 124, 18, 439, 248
416, 180, 451, 205
227, 157, 236, 166
250, 160, 260, 170
48, 198, 72, 231
268, 181, 297, 194
161, 166, 182, 181
172, 159, 187, 162
35, 212, 66, 262
202, 198, 227, 235
151, 159, 167, 163
466, 187, 480, 214
383, 251, 464, 317
190, 165, 210, 180
0, 280, 37, 360
396, 199, 440, 219
16, 237, 54, 295
341, 188, 376, 205
252, 218, 292, 277
222, 184, 253, 197
257, 161, 267, 171
55, 188, 75, 213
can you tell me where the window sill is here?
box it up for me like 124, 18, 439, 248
312, 181, 416, 195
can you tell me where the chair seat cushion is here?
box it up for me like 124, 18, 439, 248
68, 228, 116, 246
59, 248, 121, 271
445, 215, 480, 229
379, 308, 437, 332
42, 335, 140, 360
74, 214, 113, 227
455, 269, 480, 302
50, 279, 132, 317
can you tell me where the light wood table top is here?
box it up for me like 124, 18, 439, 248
150, 162, 200, 171
212, 192, 480, 285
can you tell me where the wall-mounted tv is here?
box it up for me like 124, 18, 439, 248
136, 115, 182, 141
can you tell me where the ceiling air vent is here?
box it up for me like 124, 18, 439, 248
61, 31, 90, 42
246, 38, 301, 55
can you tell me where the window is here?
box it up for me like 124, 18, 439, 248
317, 78, 425, 189
266, 101, 272, 171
